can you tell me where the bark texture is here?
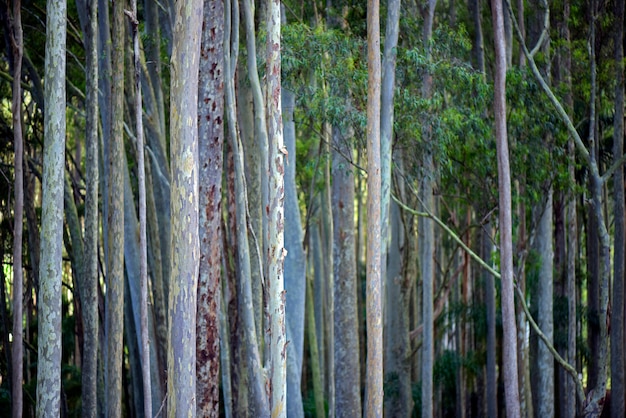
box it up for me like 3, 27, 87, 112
196, 0, 225, 416
366, 0, 383, 415
36, 0, 66, 414
105, 1, 125, 416
332, 126, 361, 417
167, 0, 203, 415
81, 0, 99, 414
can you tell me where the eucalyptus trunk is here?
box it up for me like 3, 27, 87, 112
332, 125, 362, 417
420, 1, 437, 416
283, 87, 306, 417
492, 0, 521, 415
10, 0, 24, 415
36, 0, 66, 414
366, 0, 383, 414
197, 0, 225, 415
167, 0, 202, 414
105, 0, 125, 415
82, 0, 99, 413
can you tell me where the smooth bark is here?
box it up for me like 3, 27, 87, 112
332, 126, 362, 417
167, 0, 203, 415
491, 0, 521, 415
366, 0, 383, 415
283, 87, 306, 418
36, 0, 66, 414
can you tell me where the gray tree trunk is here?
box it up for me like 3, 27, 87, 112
197, 0, 225, 416
82, 0, 99, 413
384, 201, 413, 417
491, 0, 521, 415
483, 223, 497, 418
36, 0, 66, 414
421, 1, 437, 416
105, 1, 125, 415
283, 88, 306, 418
167, 0, 203, 414
332, 125, 362, 417
536, 193, 554, 418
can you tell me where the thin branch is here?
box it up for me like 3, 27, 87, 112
504, 0, 590, 163
392, 193, 586, 405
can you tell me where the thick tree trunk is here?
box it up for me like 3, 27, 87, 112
491, 0, 521, 415
167, 0, 202, 414
366, 0, 383, 415
37, 0, 66, 414
332, 126, 362, 417
266, 1, 287, 414
196, 0, 225, 415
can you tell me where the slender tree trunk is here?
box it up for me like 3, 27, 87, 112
421, 1, 437, 416
611, 0, 625, 414
37, 0, 66, 414
483, 223, 497, 418
167, 0, 203, 415
536, 193, 554, 418
366, 0, 383, 415
491, 0, 521, 415
224, 0, 269, 413
105, 1, 125, 416
283, 87, 306, 418
82, 0, 99, 414
196, 0, 225, 416
10, 0, 24, 415
332, 126, 362, 417
126, 1, 152, 416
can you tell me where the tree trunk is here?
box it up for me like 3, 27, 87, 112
10, 0, 24, 415
483, 223, 498, 418
384, 201, 413, 417
224, 0, 269, 413
332, 125, 362, 417
283, 87, 306, 418
491, 0, 521, 415
127, 1, 152, 415
196, 0, 225, 415
366, 0, 383, 415
611, 0, 625, 414
37, 0, 66, 414
167, 0, 202, 414
105, 0, 125, 416
82, 0, 99, 413
536, 193, 554, 418
421, 1, 437, 416
266, 2, 287, 414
